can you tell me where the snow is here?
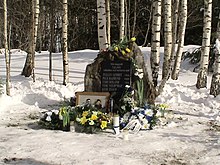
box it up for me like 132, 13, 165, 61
0, 46, 220, 165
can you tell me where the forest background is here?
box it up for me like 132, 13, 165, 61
0, 0, 219, 52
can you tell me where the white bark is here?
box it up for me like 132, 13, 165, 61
106, 0, 111, 46
62, 0, 69, 85
151, 0, 162, 87
210, 12, 220, 96
170, 0, 179, 68
196, 0, 212, 89
162, 0, 172, 78
119, 0, 125, 40
32, 0, 40, 82
172, 0, 187, 80
4, 0, 10, 96
97, 0, 108, 51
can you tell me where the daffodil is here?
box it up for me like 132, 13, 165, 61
125, 48, 131, 53
80, 116, 87, 125
101, 121, 108, 129
91, 114, 98, 120
121, 50, 126, 55
114, 46, 119, 51
82, 111, 89, 117
131, 37, 136, 42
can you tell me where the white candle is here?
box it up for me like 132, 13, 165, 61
113, 115, 120, 135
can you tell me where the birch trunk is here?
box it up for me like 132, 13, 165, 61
32, 0, 39, 82
170, 0, 179, 68
62, 0, 69, 85
162, 0, 172, 79
151, 0, 162, 87
119, 0, 125, 40
196, 0, 212, 89
106, 0, 111, 46
210, 12, 220, 96
4, 0, 10, 96
97, 0, 108, 51
172, 0, 187, 80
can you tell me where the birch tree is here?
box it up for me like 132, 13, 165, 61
97, 0, 108, 51
170, 0, 179, 67
21, 0, 39, 80
106, 0, 111, 46
119, 0, 125, 40
196, 0, 212, 89
62, 0, 69, 85
151, 0, 162, 87
4, 0, 10, 96
210, 12, 220, 96
172, 0, 188, 80
162, 0, 172, 78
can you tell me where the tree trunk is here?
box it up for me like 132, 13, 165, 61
49, 0, 55, 81
21, 0, 39, 80
210, 12, 220, 96
196, 0, 212, 89
162, 0, 172, 79
119, 0, 125, 40
151, 0, 162, 87
97, 0, 108, 51
106, 0, 111, 46
170, 0, 179, 69
172, 0, 187, 80
132, 0, 137, 37
4, 0, 10, 96
62, 0, 69, 85
32, 0, 40, 82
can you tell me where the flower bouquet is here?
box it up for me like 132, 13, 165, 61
73, 103, 111, 134
38, 109, 62, 130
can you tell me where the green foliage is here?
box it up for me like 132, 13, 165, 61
183, 45, 216, 72
59, 106, 71, 127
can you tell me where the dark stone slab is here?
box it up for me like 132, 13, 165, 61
101, 60, 132, 93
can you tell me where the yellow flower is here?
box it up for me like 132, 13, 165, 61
91, 114, 98, 120
101, 121, 108, 129
159, 104, 169, 109
114, 46, 118, 51
80, 116, 87, 125
131, 37, 136, 42
125, 48, 131, 53
121, 50, 126, 55
82, 111, 89, 117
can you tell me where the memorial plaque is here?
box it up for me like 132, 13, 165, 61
101, 60, 132, 93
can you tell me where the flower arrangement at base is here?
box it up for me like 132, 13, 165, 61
38, 109, 62, 130
119, 103, 173, 133
73, 103, 111, 134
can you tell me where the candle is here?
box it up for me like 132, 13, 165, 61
113, 115, 120, 135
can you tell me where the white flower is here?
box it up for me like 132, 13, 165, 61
46, 111, 52, 116
125, 85, 130, 88
138, 73, 144, 79
138, 113, 145, 119
89, 120, 95, 125
52, 109, 59, 115
137, 69, 143, 73
59, 115, 63, 120
145, 109, 154, 116
121, 105, 126, 110
46, 116, 51, 121
92, 111, 98, 115
156, 110, 163, 117
76, 118, 80, 122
